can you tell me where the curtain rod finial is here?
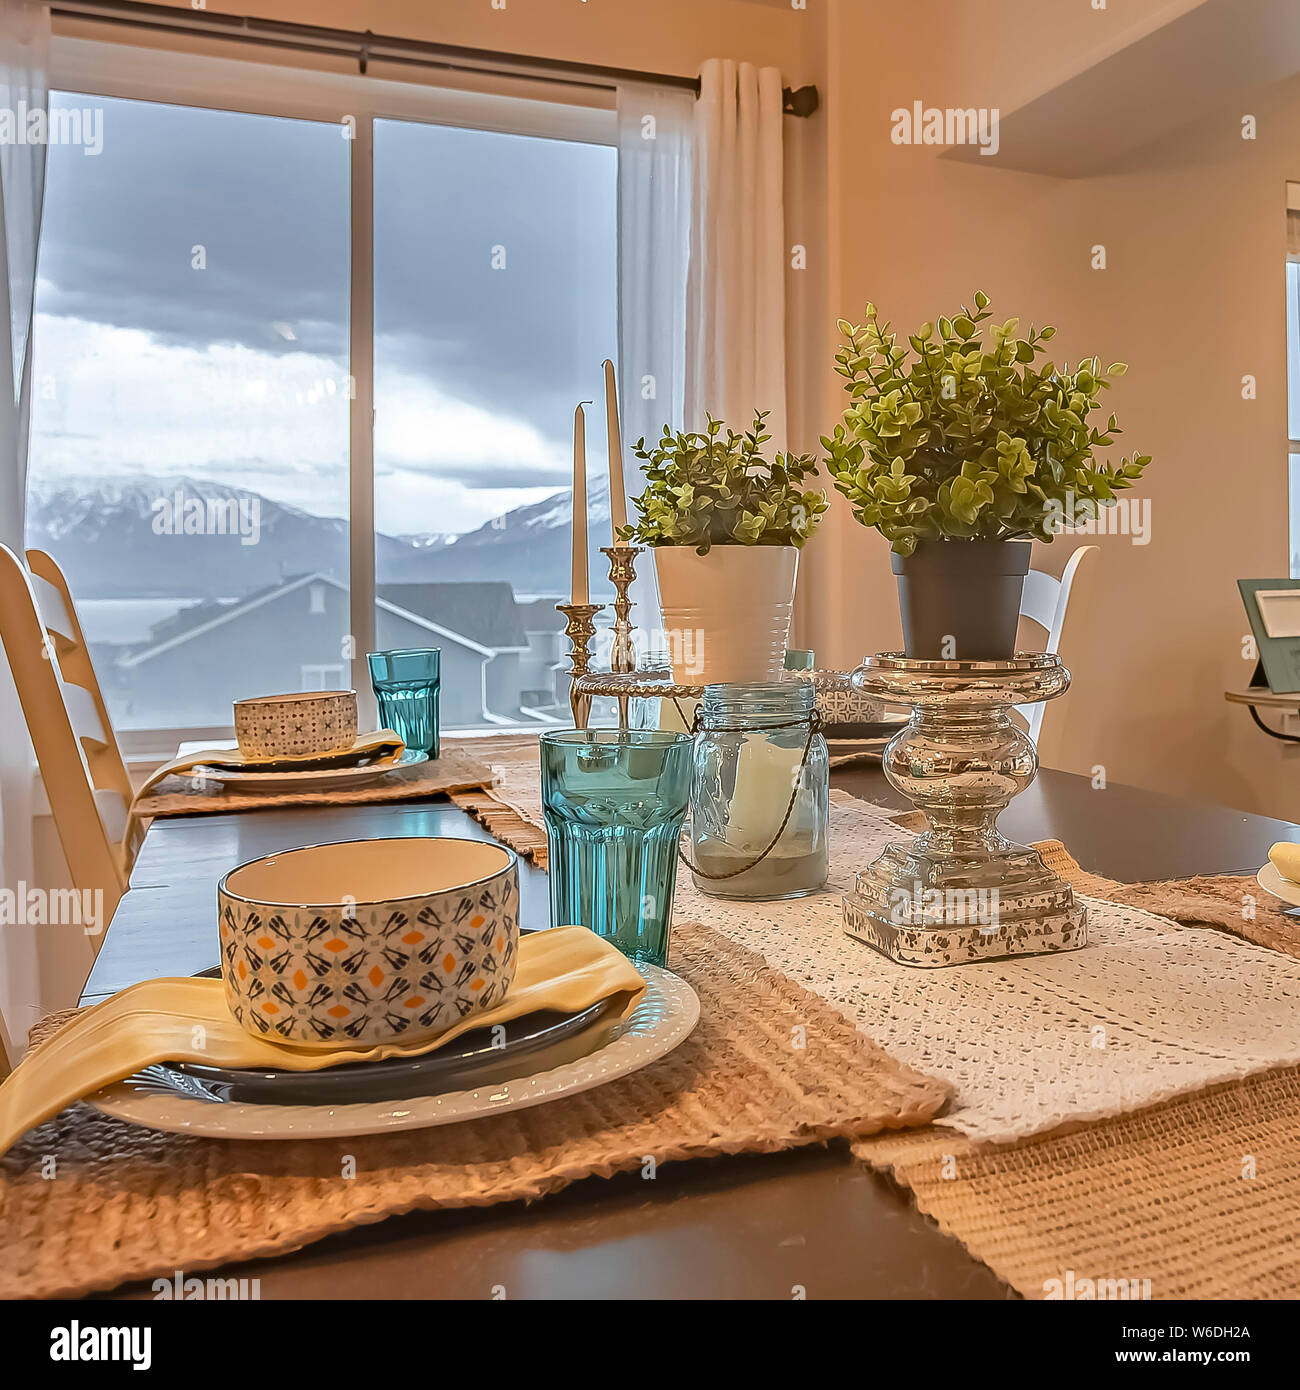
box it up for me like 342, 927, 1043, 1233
782, 85, 819, 118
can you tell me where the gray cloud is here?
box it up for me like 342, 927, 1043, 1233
38, 92, 618, 464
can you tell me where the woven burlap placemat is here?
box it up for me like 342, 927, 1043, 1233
856, 1066, 1300, 1299
855, 841, 1300, 1299
451, 788, 549, 866
132, 745, 494, 819
0, 922, 948, 1299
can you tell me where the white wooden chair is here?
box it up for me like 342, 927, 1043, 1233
1018, 544, 1099, 761
25, 548, 143, 864
0, 545, 136, 946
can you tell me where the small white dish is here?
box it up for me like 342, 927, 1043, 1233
1257, 860, 1300, 907
88, 962, 699, 1140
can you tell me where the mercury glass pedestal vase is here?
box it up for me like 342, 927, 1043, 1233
843, 653, 1088, 968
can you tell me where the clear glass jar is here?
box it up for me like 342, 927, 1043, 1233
689, 680, 829, 900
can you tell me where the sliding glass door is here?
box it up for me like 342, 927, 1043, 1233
25, 48, 619, 741
26, 92, 352, 733
372, 118, 616, 727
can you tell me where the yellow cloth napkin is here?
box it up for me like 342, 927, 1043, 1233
0, 926, 645, 1157
1269, 842, 1300, 884
131, 729, 407, 805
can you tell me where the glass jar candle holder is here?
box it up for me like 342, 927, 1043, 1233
688, 680, 829, 901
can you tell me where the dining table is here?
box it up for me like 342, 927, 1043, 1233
83, 756, 1300, 1301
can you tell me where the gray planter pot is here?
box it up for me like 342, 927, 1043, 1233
891, 539, 1032, 659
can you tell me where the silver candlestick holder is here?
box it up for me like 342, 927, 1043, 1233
599, 543, 642, 728
555, 602, 606, 730
843, 652, 1088, 968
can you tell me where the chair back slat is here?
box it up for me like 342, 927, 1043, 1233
28, 571, 78, 644
1019, 569, 1060, 631
63, 680, 110, 750
95, 787, 130, 846
1019, 545, 1099, 751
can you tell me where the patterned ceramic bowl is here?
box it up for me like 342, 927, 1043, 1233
233, 690, 358, 761
217, 837, 519, 1046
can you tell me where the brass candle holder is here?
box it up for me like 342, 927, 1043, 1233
599, 543, 642, 727
555, 602, 605, 730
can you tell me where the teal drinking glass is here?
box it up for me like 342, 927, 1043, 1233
539, 729, 693, 967
366, 648, 440, 758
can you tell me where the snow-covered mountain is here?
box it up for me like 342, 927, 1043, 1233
24, 472, 614, 601
28, 474, 388, 599
407, 475, 612, 592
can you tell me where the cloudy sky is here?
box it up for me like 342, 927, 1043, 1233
29, 92, 618, 536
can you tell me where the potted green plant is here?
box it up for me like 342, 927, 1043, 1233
619, 410, 827, 683
822, 293, 1150, 658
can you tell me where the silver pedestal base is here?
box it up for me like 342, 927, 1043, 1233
844, 842, 1087, 968
846, 652, 1088, 968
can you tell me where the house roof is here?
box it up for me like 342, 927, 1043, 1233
123, 573, 508, 669
377, 582, 528, 651
142, 575, 293, 647
516, 597, 568, 633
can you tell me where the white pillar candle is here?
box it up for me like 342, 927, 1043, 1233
603, 358, 628, 533
727, 736, 800, 851
571, 401, 590, 605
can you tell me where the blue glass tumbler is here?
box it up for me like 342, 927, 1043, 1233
366, 648, 441, 758
539, 729, 693, 967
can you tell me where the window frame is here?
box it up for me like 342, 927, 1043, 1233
43, 33, 618, 759
1288, 256, 1300, 578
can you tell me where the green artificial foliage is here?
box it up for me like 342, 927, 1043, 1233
619, 410, 827, 555
822, 292, 1151, 555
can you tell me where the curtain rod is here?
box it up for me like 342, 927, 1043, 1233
47, 0, 821, 116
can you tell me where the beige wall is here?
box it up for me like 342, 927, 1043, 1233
801, 0, 1300, 820
164, 0, 825, 81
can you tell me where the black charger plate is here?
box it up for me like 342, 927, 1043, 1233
168, 966, 621, 1105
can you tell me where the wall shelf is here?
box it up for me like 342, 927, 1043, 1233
945, 0, 1300, 178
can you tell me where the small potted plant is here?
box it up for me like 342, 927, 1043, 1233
822, 292, 1150, 658
619, 410, 827, 683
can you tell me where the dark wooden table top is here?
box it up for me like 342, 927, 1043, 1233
88, 763, 1300, 1300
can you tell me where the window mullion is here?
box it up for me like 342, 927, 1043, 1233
348, 110, 377, 727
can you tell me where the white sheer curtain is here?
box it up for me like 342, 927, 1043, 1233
685, 59, 787, 448
0, 0, 49, 1055
1, 0, 47, 405
615, 81, 693, 486
614, 81, 693, 654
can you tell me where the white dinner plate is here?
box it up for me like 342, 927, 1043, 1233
1257, 860, 1300, 907
88, 962, 699, 1141
191, 749, 427, 793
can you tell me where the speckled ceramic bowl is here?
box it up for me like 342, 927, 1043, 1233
217, 837, 519, 1045
233, 690, 358, 761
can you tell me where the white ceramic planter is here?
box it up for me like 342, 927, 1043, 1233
653, 544, 799, 685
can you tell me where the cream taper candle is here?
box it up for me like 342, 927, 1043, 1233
571, 401, 591, 605
603, 358, 628, 533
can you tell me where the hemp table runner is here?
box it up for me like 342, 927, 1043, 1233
0, 923, 947, 1299
854, 845, 1300, 1299
131, 745, 495, 819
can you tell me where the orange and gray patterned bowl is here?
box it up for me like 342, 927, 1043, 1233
233, 689, 358, 761
217, 838, 519, 1046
